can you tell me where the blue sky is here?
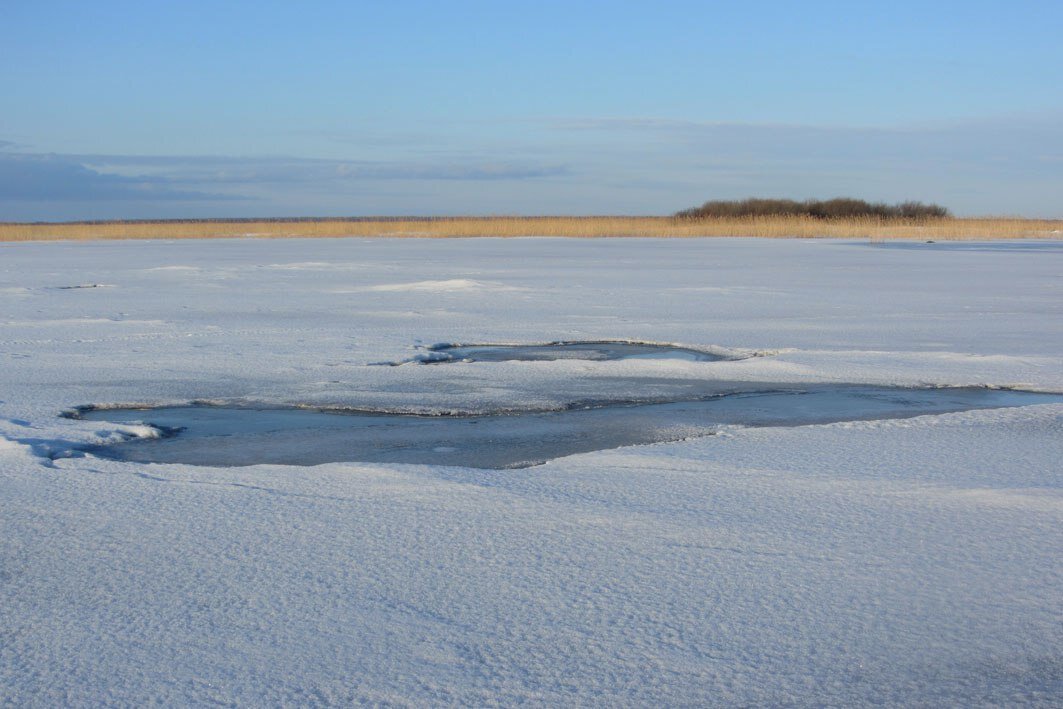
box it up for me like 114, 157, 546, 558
2, 0, 1061, 219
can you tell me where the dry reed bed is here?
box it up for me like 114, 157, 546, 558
0, 217, 1060, 242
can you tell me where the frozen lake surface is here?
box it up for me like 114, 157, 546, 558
2, 237, 1062, 706
78, 386, 1063, 468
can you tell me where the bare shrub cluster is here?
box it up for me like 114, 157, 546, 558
676, 197, 951, 220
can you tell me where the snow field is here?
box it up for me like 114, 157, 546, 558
1, 237, 1061, 705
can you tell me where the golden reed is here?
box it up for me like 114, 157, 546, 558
0, 216, 1059, 242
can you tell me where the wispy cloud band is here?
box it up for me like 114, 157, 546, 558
2, 112, 1060, 218
0, 150, 570, 207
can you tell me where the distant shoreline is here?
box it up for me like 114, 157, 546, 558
1, 216, 1060, 242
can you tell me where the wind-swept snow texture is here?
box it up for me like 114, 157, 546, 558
1, 237, 1062, 706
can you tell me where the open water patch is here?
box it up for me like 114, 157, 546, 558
71, 386, 1062, 469
866, 240, 1063, 253
390, 340, 729, 365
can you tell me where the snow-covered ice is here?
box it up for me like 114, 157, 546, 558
1, 237, 1061, 705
